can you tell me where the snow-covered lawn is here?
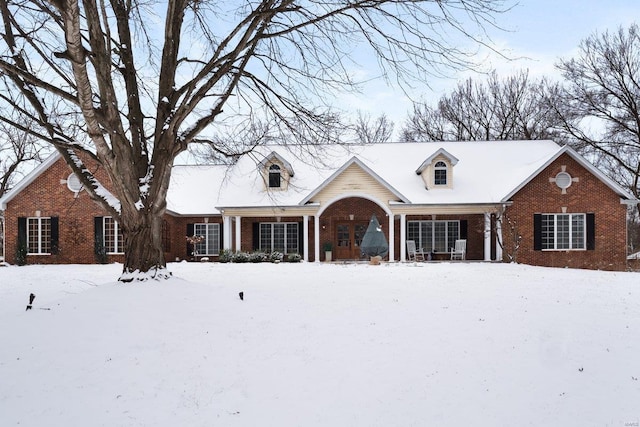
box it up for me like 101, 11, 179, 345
1, 261, 639, 426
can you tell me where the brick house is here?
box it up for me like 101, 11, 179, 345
0, 140, 637, 270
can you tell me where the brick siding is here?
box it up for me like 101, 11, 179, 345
504, 153, 628, 271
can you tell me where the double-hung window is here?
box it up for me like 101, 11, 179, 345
541, 213, 585, 250
434, 161, 447, 186
407, 220, 460, 253
103, 217, 124, 254
260, 222, 298, 254
268, 165, 282, 188
194, 223, 220, 256
27, 217, 52, 254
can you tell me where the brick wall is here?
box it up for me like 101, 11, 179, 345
164, 216, 224, 262
504, 153, 628, 271
4, 156, 123, 264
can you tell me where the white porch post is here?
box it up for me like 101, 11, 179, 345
223, 216, 232, 250
400, 214, 406, 262
495, 212, 503, 262
303, 215, 309, 262
234, 216, 241, 252
314, 214, 320, 263
484, 212, 491, 261
388, 214, 395, 262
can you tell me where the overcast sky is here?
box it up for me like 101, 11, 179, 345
339, 0, 640, 135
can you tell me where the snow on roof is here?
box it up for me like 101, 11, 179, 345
166, 140, 572, 214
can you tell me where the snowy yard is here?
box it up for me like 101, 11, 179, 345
1, 261, 639, 426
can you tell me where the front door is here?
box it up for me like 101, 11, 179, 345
334, 222, 368, 260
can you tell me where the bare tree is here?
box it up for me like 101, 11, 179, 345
0, 0, 510, 280
0, 120, 47, 259
351, 111, 394, 144
402, 70, 562, 142
552, 24, 640, 200
0, 121, 47, 198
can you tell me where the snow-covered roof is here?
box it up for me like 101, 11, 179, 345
5, 141, 635, 215
166, 140, 637, 215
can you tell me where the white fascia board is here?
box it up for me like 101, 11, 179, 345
0, 151, 62, 210
299, 156, 410, 205
501, 145, 638, 203
415, 148, 460, 175
258, 151, 295, 176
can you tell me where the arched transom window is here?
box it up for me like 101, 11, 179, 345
434, 161, 447, 185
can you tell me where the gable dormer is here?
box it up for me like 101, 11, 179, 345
258, 151, 295, 191
415, 148, 459, 190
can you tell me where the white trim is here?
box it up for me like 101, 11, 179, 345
502, 145, 637, 202
400, 214, 406, 262
415, 148, 459, 175
303, 215, 309, 262
258, 151, 295, 176
316, 192, 394, 218
0, 152, 61, 210
27, 216, 52, 255
300, 156, 410, 205
103, 217, 124, 255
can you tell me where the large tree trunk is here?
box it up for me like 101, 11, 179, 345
119, 208, 171, 282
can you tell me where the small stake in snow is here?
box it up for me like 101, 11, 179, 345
239, 291, 244, 301
26, 293, 35, 311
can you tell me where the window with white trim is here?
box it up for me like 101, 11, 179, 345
541, 213, 585, 250
260, 222, 298, 253
104, 217, 124, 254
27, 217, 51, 254
407, 220, 459, 253
194, 223, 220, 256
434, 161, 447, 186
268, 164, 282, 188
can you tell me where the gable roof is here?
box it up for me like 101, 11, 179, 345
7, 140, 637, 215
167, 140, 569, 213
0, 151, 62, 210
300, 156, 410, 205
415, 147, 459, 175
501, 144, 636, 202
257, 151, 295, 176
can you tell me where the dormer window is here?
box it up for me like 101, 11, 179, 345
269, 164, 282, 188
415, 148, 458, 190
434, 161, 447, 186
259, 151, 294, 191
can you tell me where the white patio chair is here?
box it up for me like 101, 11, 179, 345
450, 239, 466, 260
406, 240, 426, 262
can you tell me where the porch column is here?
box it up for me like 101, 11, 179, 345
495, 212, 503, 262
484, 212, 491, 261
303, 215, 309, 262
223, 216, 232, 250
400, 214, 406, 262
234, 216, 241, 252
314, 214, 320, 263
388, 214, 395, 262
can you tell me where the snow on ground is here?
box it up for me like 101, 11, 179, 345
1, 261, 639, 427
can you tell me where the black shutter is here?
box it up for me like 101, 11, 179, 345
219, 222, 224, 254
50, 217, 59, 254
94, 217, 106, 263
253, 222, 260, 250
460, 220, 468, 240
298, 221, 304, 256
533, 214, 542, 251
18, 217, 27, 248
94, 217, 103, 240
586, 213, 595, 250
187, 223, 194, 257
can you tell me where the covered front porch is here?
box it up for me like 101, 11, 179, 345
218, 197, 507, 263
